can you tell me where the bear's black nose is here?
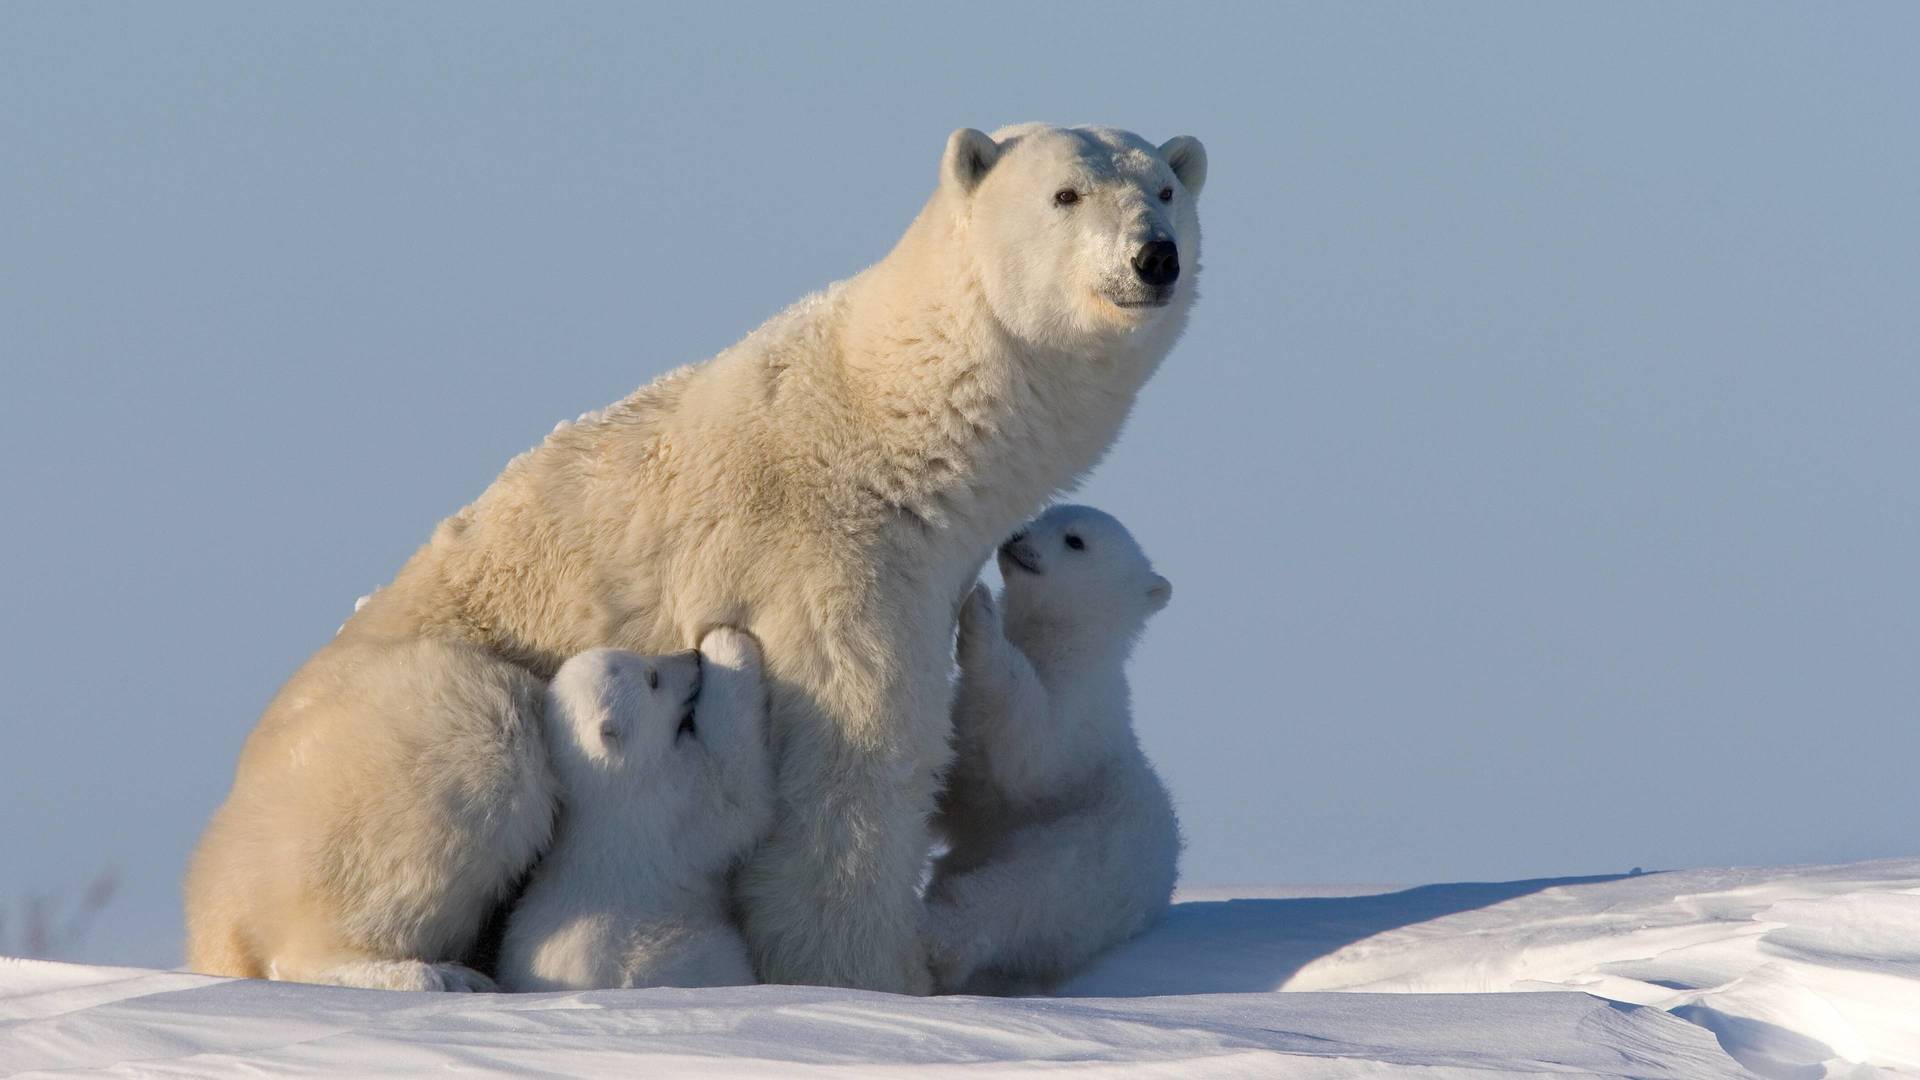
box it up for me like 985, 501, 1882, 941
1131, 240, 1180, 288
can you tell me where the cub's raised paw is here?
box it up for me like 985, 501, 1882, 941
956, 584, 1002, 651
698, 626, 764, 673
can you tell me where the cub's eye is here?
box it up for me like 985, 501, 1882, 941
676, 712, 696, 741
1064, 534, 1085, 551
645, 666, 659, 690
1054, 189, 1080, 207
1159, 186, 1174, 202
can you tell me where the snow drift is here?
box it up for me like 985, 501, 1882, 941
4, 858, 1915, 1077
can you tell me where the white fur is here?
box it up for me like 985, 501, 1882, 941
929, 505, 1180, 995
498, 630, 773, 991
275, 958, 499, 993
185, 124, 1205, 994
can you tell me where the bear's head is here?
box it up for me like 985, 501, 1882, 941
544, 643, 773, 875
941, 124, 1206, 348
996, 503, 1171, 650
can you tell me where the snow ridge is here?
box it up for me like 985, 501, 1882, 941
4, 858, 1916, 1077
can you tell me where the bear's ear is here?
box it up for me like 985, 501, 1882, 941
1158, 136, 1207, 197
1147, 574, 1173, 612
942, 128, 1001, 197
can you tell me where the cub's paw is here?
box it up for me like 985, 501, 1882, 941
921, 916, 975, 996
425, 962, 499, 993
956, 584, 1002, 653
698, 626, 764, 674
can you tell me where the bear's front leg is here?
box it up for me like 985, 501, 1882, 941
733, 617, 952, 994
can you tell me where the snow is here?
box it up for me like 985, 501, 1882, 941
4, 858, 1915, 1078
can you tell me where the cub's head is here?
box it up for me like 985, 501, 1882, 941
941, 124, 1206, 347
545, 647, 704, 779
997, 504, 1171, 648
544, 641, 773, 871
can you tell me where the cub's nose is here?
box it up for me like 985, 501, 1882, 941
1131, 240, 1180, 288
998, 535, 1043, 575
674, 648, 702, 697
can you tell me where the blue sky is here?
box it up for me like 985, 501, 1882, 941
3, 3, 1916, 966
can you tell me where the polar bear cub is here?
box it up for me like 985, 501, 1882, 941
928, 505, 1180, 994
498, 628, 773, 991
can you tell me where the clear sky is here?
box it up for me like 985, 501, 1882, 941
3, 3, 1916, 967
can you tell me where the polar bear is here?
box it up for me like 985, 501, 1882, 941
184, 123, 1207, 994
497, 629, 772, 991
927, 505, 1180, 995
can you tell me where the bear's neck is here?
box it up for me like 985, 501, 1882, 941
833, 202, 1160, 557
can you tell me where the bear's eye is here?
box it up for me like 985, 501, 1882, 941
1065, 534, 1085, 551
1159, 186, 1174, 202
1054, 189, 1079, 207
645, 666, 659, 691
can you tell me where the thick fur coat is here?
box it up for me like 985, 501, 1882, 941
184, 124, 1206, 993
929, 505, 1181, 994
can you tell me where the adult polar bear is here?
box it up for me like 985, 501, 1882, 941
185, 123, 1207, 994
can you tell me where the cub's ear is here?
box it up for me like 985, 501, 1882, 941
595, 696, 628, 748
597, 717, 625, 747
942, 128, 1001, 197
1158, 136, 1207, 197
1147, 574, 1173, 612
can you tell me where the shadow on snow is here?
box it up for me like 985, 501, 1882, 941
1059, 873, 1644, 997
